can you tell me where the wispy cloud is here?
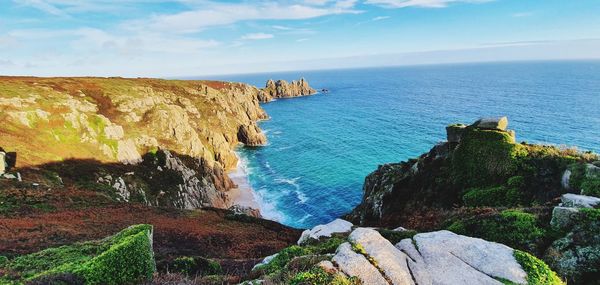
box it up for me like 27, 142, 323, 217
296, 38, 309, 42
241, 33, 274, 40
128, 1, 361, 34
365, 0, 492, 9
356, 15, 391, 25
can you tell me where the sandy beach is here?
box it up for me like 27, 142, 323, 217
228, 154, 261, 211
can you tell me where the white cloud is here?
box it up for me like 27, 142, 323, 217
364, 0, 492, 8
296, 38, 309, 42
372, 16, 390, 21
128, 2, 361, 34
241, 33, 274, 40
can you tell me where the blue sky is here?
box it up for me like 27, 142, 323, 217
1, 0, 600, 76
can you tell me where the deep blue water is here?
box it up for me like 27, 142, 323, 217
206, 61, 600, 228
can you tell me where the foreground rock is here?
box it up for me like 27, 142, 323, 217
250, 225, 562, 285
258, 78, 317, 102
297, 218, 353, 245
547, 194, 600, 284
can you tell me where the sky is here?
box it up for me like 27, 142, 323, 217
1, 0, 600, 77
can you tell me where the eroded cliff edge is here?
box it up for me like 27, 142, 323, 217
0, 76, 314, 211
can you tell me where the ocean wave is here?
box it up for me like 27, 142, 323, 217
274, 176, 301, 190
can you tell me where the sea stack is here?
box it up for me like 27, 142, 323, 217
258, 78, 317, 102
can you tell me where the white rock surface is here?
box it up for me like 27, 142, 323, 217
297, 219, 353, 245
561, 193, 600, 208
252, 253, 278, 270
561, 169, 571, 190
331, 228, 528, 285
332, 242, 388, 285
349, 228, 415, 285
403, 230, 527, 285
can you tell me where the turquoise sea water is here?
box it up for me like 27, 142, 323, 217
207, 61, 600, 228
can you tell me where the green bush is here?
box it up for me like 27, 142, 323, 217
3, 224, 155, 285
170, 256, 222, 277
581, 177, 600, 197
568, 163, 587, 190
447, 210, 545, 252
290, 267, 359, 285
514, 250, 564, 285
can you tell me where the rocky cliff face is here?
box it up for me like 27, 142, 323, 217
0, 77, 268, 209
347, 117, 599, 284
257, 78, 317, 102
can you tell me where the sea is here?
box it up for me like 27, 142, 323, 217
205, 61, 600, 229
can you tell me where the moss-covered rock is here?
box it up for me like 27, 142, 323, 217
515, 250, 564, 285
452, 126, 527, 188
0, 224, 155, 285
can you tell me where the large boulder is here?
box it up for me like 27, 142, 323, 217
298, 219, 353, 245
550, 206, 580, 229
332, 228, 534, 285
471, 116, 509, 131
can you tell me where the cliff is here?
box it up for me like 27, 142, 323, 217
347, 117, 600, 284
0, 77, 272, 210
257, 78, 317, 102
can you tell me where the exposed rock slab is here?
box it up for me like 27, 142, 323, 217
332, 242, 388, 285
298, 219, 353, 245
331, 228, 527, 285
561, 193, 600, 208
259, 78, 316, 102
349, 228, 414, 285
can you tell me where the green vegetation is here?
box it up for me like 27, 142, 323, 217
581, 177, 600, 197
452, 127, 528, 188
514, 250, 564, 285
290, 267, 359, 285
377, 229, 417, 244
252, 236, 348, 284
462, 176, 525, 207
447, 210, 545, 252
0, 224, 155, 285
169, 256, 222, 277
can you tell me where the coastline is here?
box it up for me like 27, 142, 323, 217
228, 151, 261, 211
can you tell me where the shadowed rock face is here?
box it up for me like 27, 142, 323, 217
258, 78, 317, 102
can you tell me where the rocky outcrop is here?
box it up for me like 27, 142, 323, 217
546, 194, 600, 284
251, 223, 561, 284
258, 78, 317, 102
340, 228, 530, 285
347, 117, 595, 227
237, 124, 267, 146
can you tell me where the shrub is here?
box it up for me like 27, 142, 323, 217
169, 256, 222, 277
581, 177, 600, 197
290, 267, 359, 285
447, 210, 545, 252
514, 250, 564, 285
4, 224, 156, 285
568, 163, 587, 190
